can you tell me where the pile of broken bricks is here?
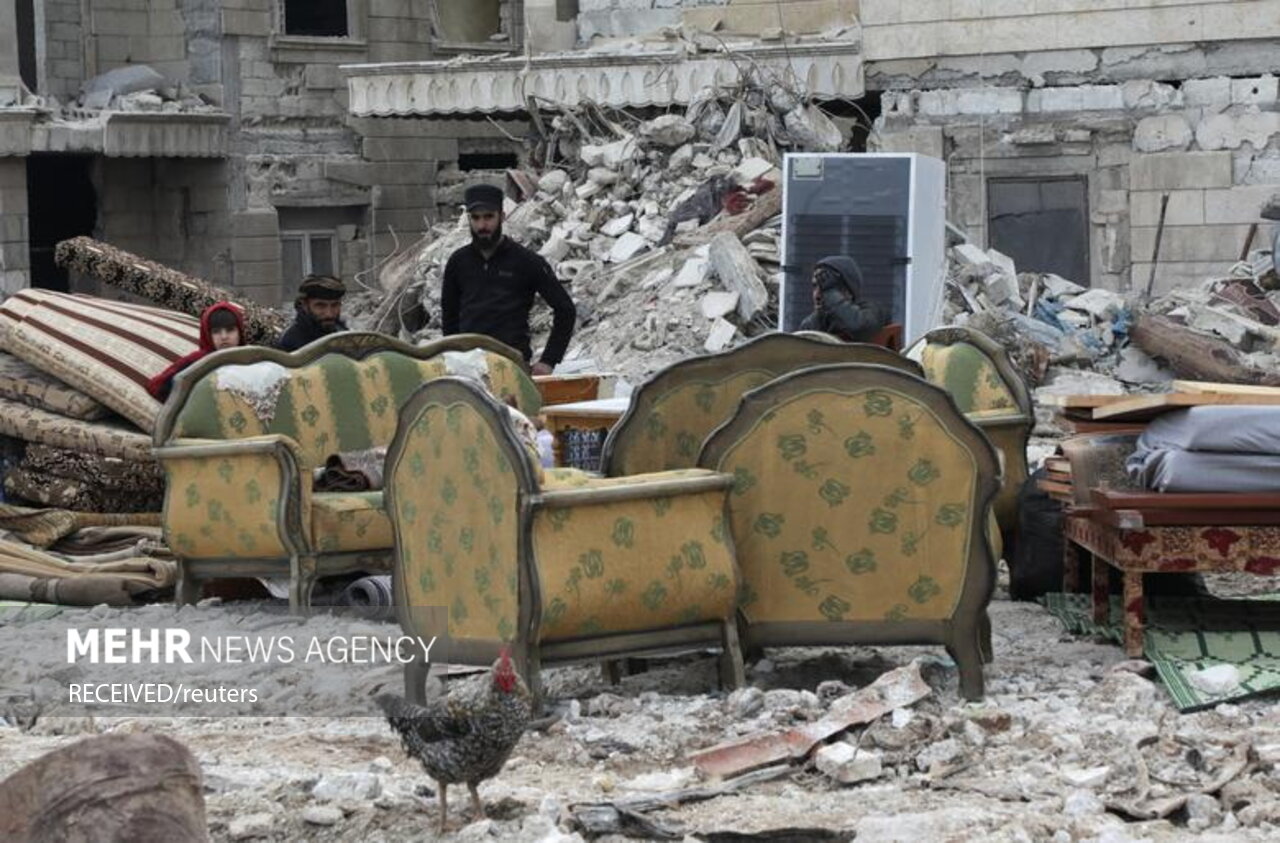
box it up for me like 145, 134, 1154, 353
355, 79, 848, 385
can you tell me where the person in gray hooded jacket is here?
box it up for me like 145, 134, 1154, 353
797, 255, 889, 342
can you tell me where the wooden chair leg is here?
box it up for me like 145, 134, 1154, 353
404, 652, 429, 705
718, 619, 746, 691
948, 619, 985, 701
175, 563, 201, 607
979, 610, 994, 664
288, 555, 317, 616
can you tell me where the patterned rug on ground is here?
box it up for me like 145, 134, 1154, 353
1041, 592, 1280, 711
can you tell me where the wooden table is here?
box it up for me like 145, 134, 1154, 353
1062, 489, 1280, 656
541, 397, 629, 471
533, 374, 607, 407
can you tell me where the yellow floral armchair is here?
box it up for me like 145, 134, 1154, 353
602, 332, 923, 477
153, 332, 541, 612
699, 364, 1001, 699
385, 377, 745, 703
909, 326, 1032, 549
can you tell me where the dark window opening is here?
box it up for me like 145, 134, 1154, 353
988, 176, 1089, 286
284, 0, 348, 37
28, 155, 98, 293
458, 152, 518, 171
16, 0, 37, 91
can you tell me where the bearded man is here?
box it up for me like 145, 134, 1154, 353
441, 184, 576, 375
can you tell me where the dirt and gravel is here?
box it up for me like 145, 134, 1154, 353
3, 569, 1280, 842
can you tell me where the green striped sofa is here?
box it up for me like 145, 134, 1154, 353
152, 332, 540, 612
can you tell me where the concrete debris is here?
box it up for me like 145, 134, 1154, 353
814, 743, 884, 784
704, 317, 737, 353
700, 291, 740, 320
346, 79, 841, 383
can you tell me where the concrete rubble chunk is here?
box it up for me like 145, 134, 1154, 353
815, 743, 884, 784
539, 236, 571, 262
669, 144, 694, 170
608, 232, 648, 263
700, 291, 740, 320
538, 170, 570, 194
1063, 788, 1105, 817
914, 737, 964, 772
1188, 664, 1242, 695
1116, 346, 1173, 384
311, 772, 382, 802
1060, 765, 1110, 789
704, 317, 737, 353
708, 232, 769, 321
674, 256, 710, 288
81, 65, 167, 98
600, 214, 634, 237
1185, 305, 1251, 347
588, 167, 619, 186
734, 157, 776, 185
1041, 274, 1086, 298
1064, 288, 1125, 320
301, 805, 343, 826
229, 813, 275, 840
641, 115, 696, 148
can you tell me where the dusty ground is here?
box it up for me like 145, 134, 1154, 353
3, 581, 1280, 843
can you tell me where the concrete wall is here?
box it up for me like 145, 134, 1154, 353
88, 0, 191, 84
0, 160, 29, 295
874, 74, 1280, 294
860, 0, 1280, 63
577, 0, 857, 41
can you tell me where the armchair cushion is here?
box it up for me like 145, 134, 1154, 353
311, 492, 393, 553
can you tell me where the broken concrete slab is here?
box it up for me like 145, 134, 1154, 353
600, 215, 634, 237
1042, 273, 1087, 298
700, 291, 740, 320
707, 232, 768, 321
814, 744, 884, 785
640, 115, 696, 148
704, 317, 737, 353
608, 233, 648, 263
1065, 288, 1126, 320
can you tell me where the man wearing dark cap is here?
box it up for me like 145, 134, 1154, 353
441, 184, 576, 374
276, 274, 349, 352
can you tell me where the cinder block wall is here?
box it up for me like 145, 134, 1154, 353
0, 159, 28, 295
874, 74, 1280, 294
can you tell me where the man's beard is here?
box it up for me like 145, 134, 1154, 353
471, 223, 502, 249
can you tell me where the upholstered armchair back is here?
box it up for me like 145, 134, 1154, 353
160, 333, 541, 470
603, 333, 922, 477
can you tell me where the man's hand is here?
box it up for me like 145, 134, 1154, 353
531, 361, 554, 376
818, 284, 852, 315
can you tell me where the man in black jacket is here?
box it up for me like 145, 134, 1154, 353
797, 255, 888, 342
277, 274, 348, 352
441, 184, 576, 374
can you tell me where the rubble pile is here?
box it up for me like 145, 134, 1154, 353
359, 80, 850, 382
943, 238, 1280, 396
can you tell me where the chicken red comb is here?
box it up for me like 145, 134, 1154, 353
497, 645, 512, 665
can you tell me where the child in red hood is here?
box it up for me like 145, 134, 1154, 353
147, 302, 246, 402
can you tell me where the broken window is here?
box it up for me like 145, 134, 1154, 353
283, 0, 349, 37
988, 177, 1090, 285
16, 0, 37, 91
278, 206, 364, 299
432, 0, 508, 45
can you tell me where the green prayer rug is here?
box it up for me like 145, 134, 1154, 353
1041, 592, 1280, 711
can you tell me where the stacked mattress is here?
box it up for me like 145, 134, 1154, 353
1126, 406, 1280, 493
0, 289, 201, 513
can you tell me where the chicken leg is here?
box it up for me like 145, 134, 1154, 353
468, 782, 484, 820
437, 781, 449, 833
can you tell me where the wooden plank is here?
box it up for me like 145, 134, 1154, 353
1171, 380, 1280, 396
1092, 392, 1280, 421
1059, 419, 1149, 435
1039, 394, 1132, 409
1092, 489, 1280, 510
1036, 479, 1074, 497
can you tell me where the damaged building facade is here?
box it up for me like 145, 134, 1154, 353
0, 1, 1277, 303
0, 0, 452, 302
347, 0, 1280, 297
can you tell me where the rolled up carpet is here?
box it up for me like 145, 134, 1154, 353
0, 396, 153, 461
55, 236, 287, 344
4, 468, 163, 513
21, 444, 163, 494
338, 574, 394, 618
0, 502, 161, 549
0, 351, 109, 420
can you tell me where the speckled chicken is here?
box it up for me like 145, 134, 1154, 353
375, 648, 532, 832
